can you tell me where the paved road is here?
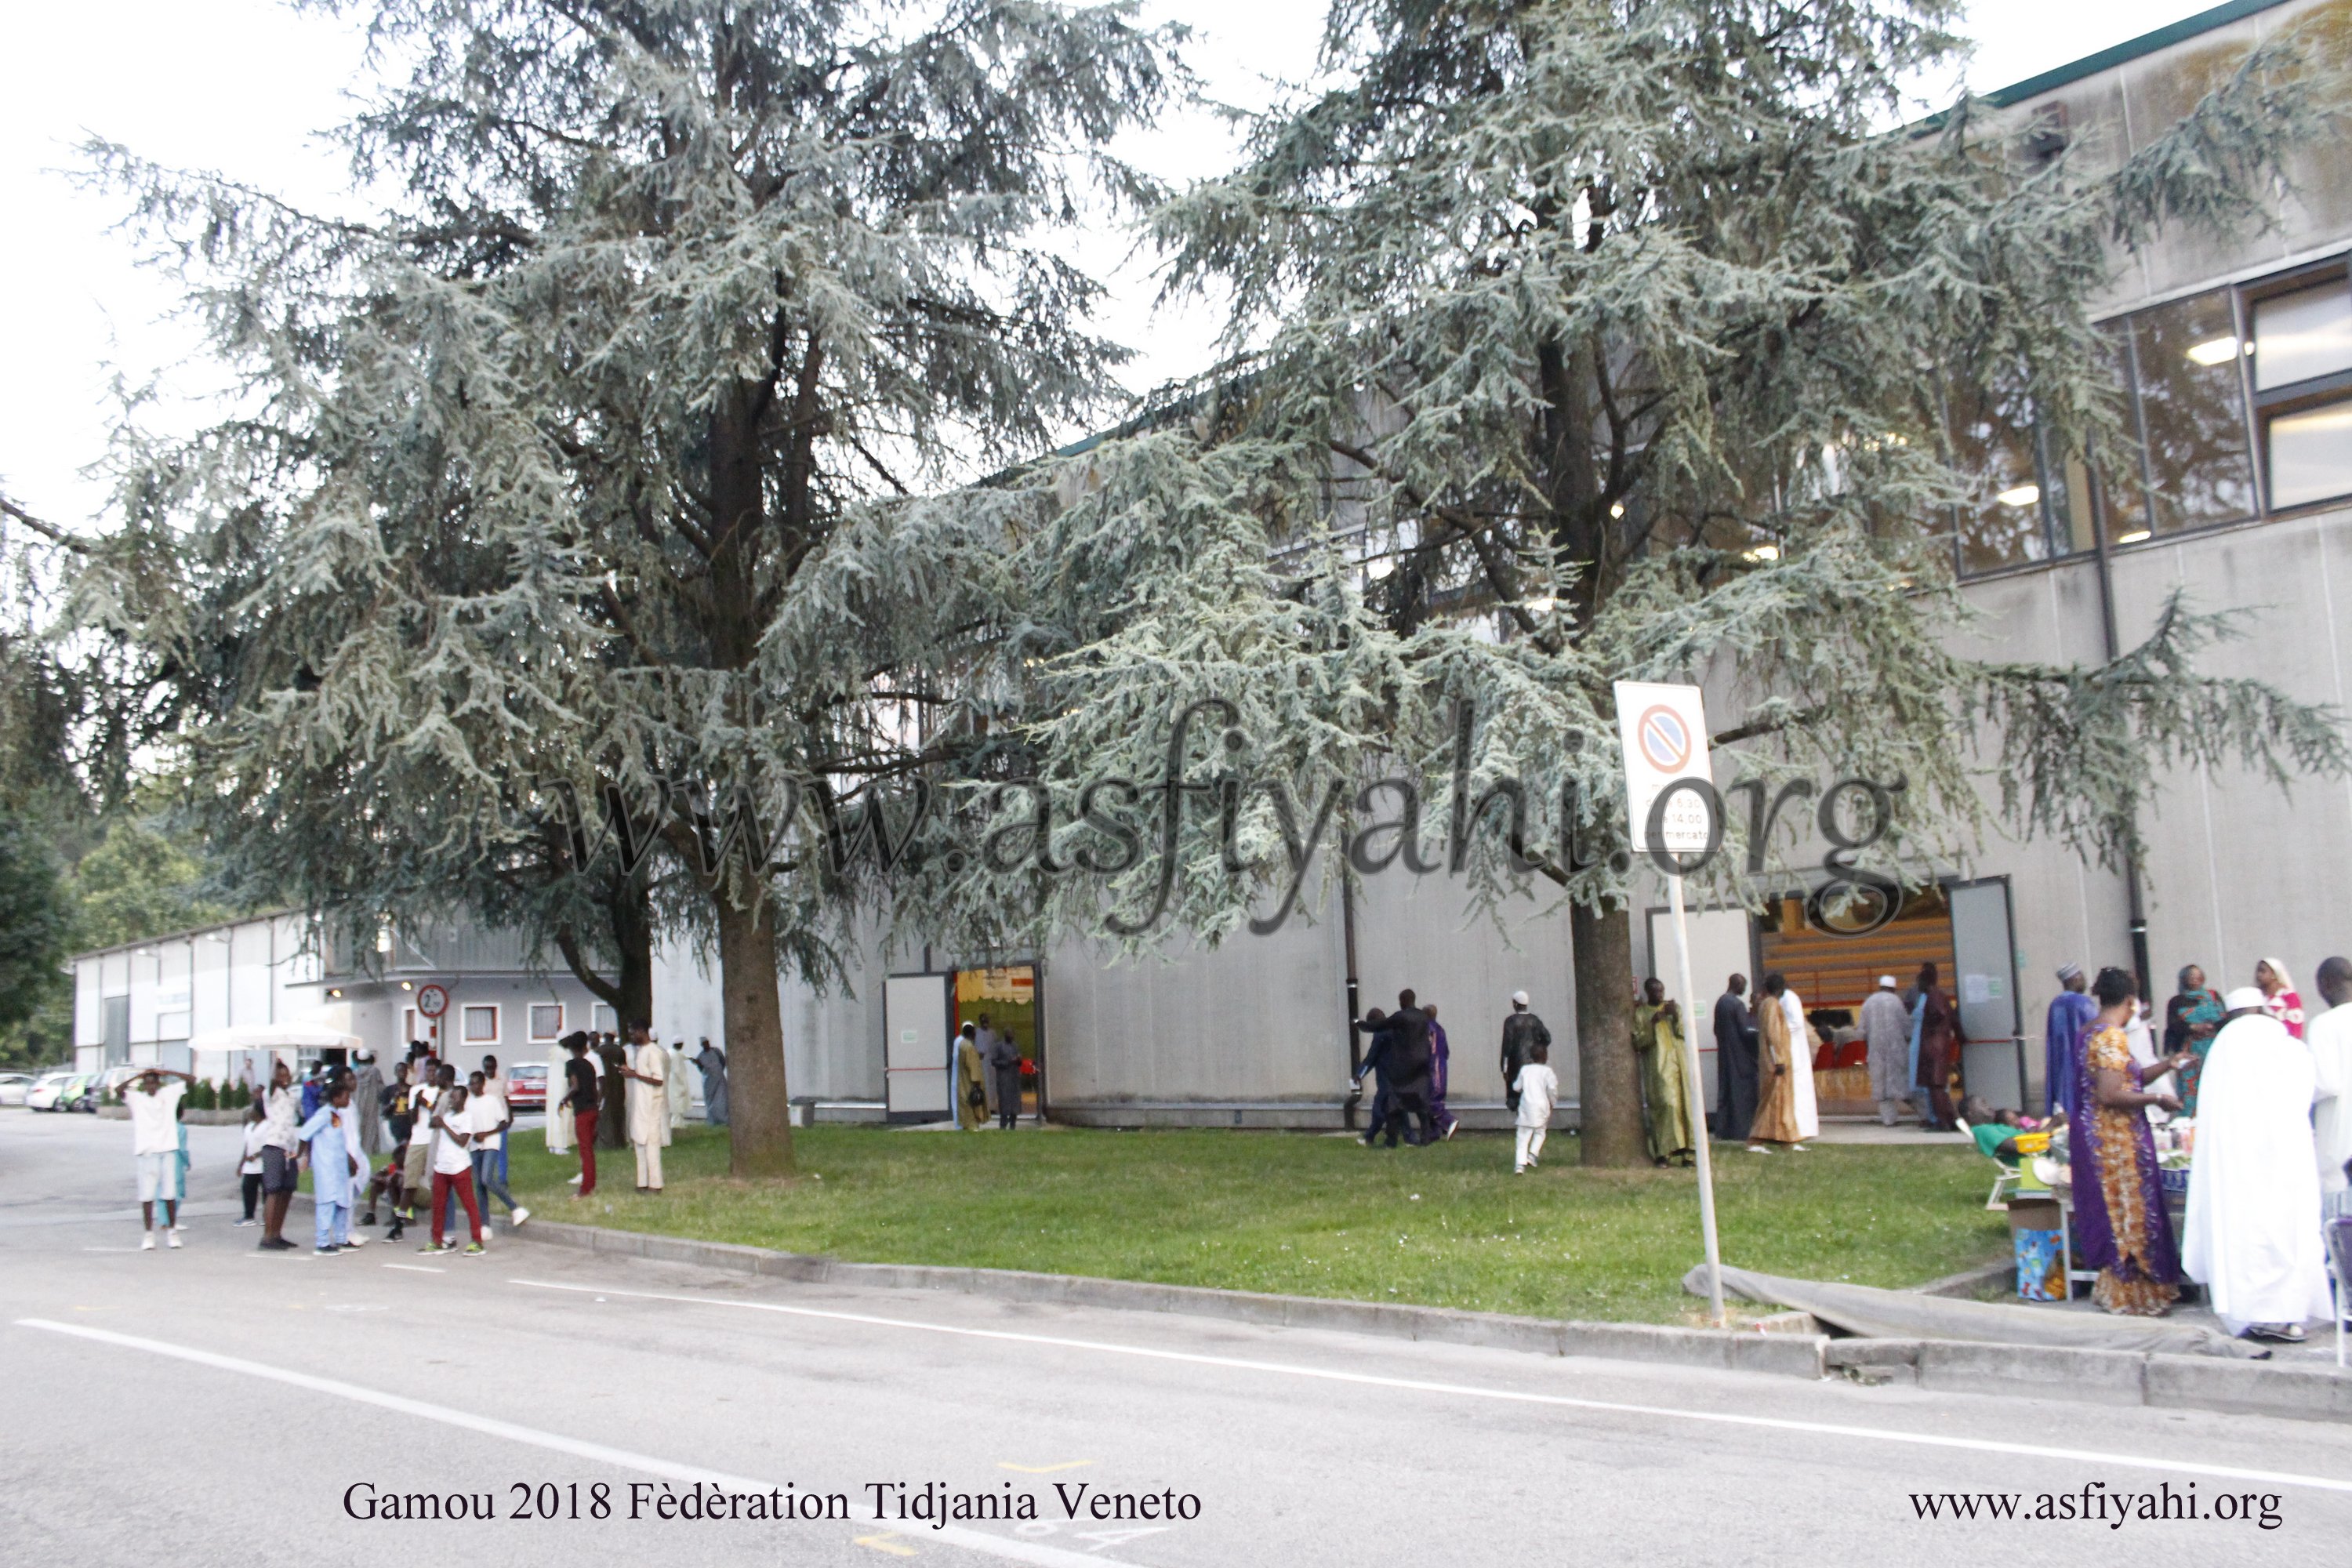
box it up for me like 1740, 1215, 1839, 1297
4, 1108, 2347, 1566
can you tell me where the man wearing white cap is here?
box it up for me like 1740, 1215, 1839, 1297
2183, 987, 2332, 1343
2044, 963, 2096, 1122
1499, 991, 1550, 1116
1860, 975, 1911, 1127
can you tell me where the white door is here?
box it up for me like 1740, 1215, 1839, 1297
1950, 878, 2026, 1108
1646, 906, 1757, 1109
882, 975, 951, 1119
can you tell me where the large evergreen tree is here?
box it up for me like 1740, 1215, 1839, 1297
1074, 0, 2352, 1163
84, 0, 1178, 1175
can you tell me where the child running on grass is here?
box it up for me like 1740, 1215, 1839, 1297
1512, 1042, 1558, 1174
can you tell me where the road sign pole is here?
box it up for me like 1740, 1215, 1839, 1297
1667, 869, 1728, 1328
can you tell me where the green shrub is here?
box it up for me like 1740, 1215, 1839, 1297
191, 1078, 217, 1111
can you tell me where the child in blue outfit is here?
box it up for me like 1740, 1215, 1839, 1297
298, 1080, 367, 1254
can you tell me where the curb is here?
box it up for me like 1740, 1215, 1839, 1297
511, 1217, 1828, 1380
1821, 1338, 2352, 1423
501, 1218, 2350, 1423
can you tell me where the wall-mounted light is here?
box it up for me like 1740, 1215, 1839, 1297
1995, 484, 2041, 509
328, 988, 343, 999
400, 981, 414, 992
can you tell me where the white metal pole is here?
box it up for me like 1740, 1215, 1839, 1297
1667, 871, 1727, 1327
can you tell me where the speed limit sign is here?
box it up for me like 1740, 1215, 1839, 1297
415, 983, 451, 1018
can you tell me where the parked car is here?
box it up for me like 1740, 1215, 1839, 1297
506, 1062, 547, 1112
0, 1072, 32, 1106
25, 1070, 78, 1111
63, 1074, 103, 1112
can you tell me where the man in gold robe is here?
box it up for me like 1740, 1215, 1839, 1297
1632, 978, 1695, 1166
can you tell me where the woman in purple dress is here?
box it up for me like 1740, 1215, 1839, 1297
2074, 967, 2196, 1316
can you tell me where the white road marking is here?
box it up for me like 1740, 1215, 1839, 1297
510, 1279, 2352, 1497
13, 1319, 1159, 1567
382, 1264, 445, 1274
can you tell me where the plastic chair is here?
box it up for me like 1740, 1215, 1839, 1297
1958, 1119, 2021, 1210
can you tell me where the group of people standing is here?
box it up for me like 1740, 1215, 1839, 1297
2055, 960, 2348, 1341
118, 1022, 734, 1257
1704, 971, 1832, 1155
546, 1025, 696, 1196
953, 1014, 1027, 1131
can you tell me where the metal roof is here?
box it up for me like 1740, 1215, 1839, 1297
1979, 0, 2293, 107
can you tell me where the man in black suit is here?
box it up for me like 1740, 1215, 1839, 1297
1381, 989, 1436, 1147
1713, 974, 1760, 1142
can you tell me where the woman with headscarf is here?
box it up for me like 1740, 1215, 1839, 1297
2074, 967, 2196, 1316
2163, 964, 2224, 1115
2255, 958, 2306, 1040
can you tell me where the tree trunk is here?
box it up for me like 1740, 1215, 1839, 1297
1570, 898, 1645, 1167
610, 875, 655, 1029
714, 889, 794, 1177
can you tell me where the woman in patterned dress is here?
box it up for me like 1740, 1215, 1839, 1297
2074, 967, 2196, 1316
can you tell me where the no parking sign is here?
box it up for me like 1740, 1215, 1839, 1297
1612, 681, 1714, 854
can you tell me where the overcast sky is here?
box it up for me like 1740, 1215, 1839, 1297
0, 0, 2228, 528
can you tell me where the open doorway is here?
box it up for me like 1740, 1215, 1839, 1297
955, 964, 1040, 1121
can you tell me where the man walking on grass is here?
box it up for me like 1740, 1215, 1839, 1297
1500, 990, 1550, 1115
124, 1066, 193, 1250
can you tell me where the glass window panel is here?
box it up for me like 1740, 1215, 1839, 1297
529, 1004, 562, 1040
2267, 399, 2352, 510
463, 1004, 498, 1042
2252, 281, 2352, 391
2129, 291, 2255, 533
1951, 375, 2053, 574
2100, 327, 2154, 543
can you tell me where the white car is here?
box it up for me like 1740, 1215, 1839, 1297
0, 1073, 32, 1106
24, 1070, 79, 1111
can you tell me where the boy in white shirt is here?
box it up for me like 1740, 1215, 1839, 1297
237, 1103, 268, 1225
124, 1067, 194, 1247
466, 1069, 527, 1229
1512, 1044, 1559, 1174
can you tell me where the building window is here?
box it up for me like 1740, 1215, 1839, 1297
463, 1005, 499, 1044
529, 1003, 563, 1041
1956, 260, 2350, 577
2252, 281, 2352, 390
1950, 372, 2083, 574
592, 1003, 618, 1034
2249, 270, 2352, 512
2113, 288, 2256, 538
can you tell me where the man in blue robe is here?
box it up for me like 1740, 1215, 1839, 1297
2044, 963, 2098, 1121
298, 1080, 365, 1255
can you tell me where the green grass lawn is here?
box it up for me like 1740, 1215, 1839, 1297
500, 1125, 2006, 1325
